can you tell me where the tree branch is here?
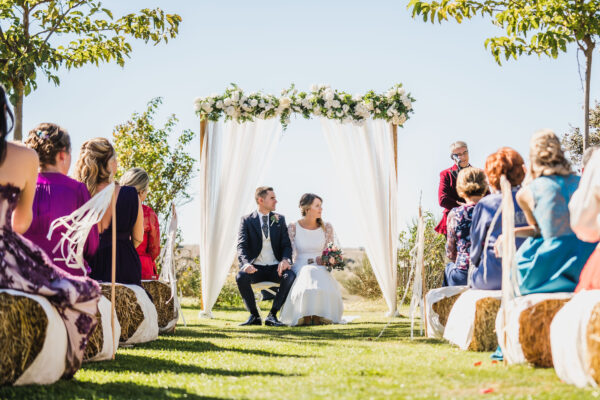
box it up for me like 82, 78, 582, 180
42, 0, 88, 45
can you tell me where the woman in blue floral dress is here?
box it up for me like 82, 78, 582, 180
444, 167, 488, 286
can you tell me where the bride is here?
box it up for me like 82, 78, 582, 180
280, 193, 344, 326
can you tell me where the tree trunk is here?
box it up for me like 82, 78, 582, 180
583, 37, 595, 151
13, 81, 24, 142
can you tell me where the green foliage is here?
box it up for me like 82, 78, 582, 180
176, 256, 202, 298
343, 256, 383, 299
397, 211, 447, 303
343, 211, 446, 304
561, 101, 600, 167
407, 0, 600, 65
113, 97, 196, 227
0, 1, 182, 138
214, 277, 244, 308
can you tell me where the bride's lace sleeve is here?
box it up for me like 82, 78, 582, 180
288, 222, 297, 263
324, 222, 340, 248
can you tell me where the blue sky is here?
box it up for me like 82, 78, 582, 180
19, 1, 599, 247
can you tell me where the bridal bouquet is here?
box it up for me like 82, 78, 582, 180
322, 243, 345, 272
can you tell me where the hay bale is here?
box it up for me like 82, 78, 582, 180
0, 289, 68, 386
84, 310, 103, 360
587, 302, 600, 384
432, 293, 462, 327
0, 293, 48, 385
141, 280, 177, 333
519, 298, 569, 367
468, 297, 501, 352
100, 284, 144, 343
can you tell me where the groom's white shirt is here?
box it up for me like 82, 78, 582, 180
245, 210, 278, 268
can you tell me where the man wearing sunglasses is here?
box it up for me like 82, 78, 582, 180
434, 141, 471, 236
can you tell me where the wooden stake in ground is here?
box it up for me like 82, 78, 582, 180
110, 188, 117, 359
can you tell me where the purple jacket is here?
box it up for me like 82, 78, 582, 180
24, 172, 99, 276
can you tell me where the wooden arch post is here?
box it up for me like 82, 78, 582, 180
199, 118, 208, 311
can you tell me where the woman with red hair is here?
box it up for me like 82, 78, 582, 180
469, 147, 529, 289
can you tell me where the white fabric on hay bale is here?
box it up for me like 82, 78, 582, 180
443, 289, 501, 350
551, 290, 600, 388
426, 286, 468, 339
0, 289, 68, 386
121, 284, 159, 345
86, 295, 121, 362
496, 292, 572, 365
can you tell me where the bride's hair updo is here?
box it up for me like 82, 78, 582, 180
299, 193, 324, 229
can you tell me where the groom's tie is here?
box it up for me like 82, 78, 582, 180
262, 215, 269, 239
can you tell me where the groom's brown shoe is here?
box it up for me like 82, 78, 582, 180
265, 313, 285, 327
240, 315, 262, 326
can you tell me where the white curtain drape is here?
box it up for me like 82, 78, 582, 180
198, 119, 282, 316
320, 118, 399, 316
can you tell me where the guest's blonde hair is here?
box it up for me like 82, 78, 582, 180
529, 129, 571, 179
74, 138, 115, 196
120, 167, 149, 194
456, 167, 488, 199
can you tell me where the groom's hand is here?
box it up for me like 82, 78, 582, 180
242, 264, 257, 274
278, 259, 291, 277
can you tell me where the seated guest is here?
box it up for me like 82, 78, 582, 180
23, 123, 99, 275
570, 150, 600, 291
444, 167, 488, 286
469, 148, 529, 290
435, 141, 470, 236
74, 138, 144, 285
513, 130, 596, 296
0, 86, 100, 377
120, 167, 160, 280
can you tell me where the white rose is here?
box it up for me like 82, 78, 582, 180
386, 90, 395, 99
387, 106, 397, 116
231, 91, 240, 102
401, 96, 412, 110
313, 108, 321, 116
194, 97, 202, 104
224, 98, 232, 106
194, 103, 202, 112
310, 84, 318, 92
396, 87, 406, 96
216, 100, 224, 109
332, 99, 341, 108
250, 99, 258, 107
364, 101, 374, 111
353, 93, 362, 101
336, 111, 343, 117
342, 104, 350, 112
225, 106, 235, 116
202, 103, 213, 113
279, 97, 291, 108
324, 90, 335, 101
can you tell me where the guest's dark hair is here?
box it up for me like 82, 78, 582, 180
24, 123, 71, 168
299, 193, 324, 229
0, 85, 14, 165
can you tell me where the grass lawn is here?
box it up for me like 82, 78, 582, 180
1, 299, 598, 399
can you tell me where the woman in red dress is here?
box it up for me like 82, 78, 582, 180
435, 141, 470, 235
120, 167, 161, 280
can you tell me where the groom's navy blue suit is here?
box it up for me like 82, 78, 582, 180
236, 211, 295, 317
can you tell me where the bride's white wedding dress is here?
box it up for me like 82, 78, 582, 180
280, 221, 344, 326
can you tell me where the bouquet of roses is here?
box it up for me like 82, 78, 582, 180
321, 242, 345, 272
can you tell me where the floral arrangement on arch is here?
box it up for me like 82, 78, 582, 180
194, 84, 414, 128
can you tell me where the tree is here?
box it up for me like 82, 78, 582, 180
0, 1, 182, 140
113, 97, 196, 231
561, 101, 600, 167
408, 0, 600, 150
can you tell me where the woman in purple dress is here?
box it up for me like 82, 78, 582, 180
74, 138, 144, 285
23, 123, 99, 276
0, 87, 100, 378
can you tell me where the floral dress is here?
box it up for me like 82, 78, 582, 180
0, 183, 101, 378
443, 203, 475, 286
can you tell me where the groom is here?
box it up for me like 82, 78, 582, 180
236, 186, 296, 326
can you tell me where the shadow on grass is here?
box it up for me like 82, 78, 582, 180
0, 380, 227, 400
135, 337, 308, 358
83, 353, 302, 377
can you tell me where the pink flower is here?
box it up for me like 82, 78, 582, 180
329, 256, 335, 265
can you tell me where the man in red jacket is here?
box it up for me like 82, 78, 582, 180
435, 141, 470, 235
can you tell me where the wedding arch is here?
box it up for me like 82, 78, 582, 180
194, 83, 415, 317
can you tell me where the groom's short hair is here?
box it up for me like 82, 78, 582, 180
255, 186, 274, 203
